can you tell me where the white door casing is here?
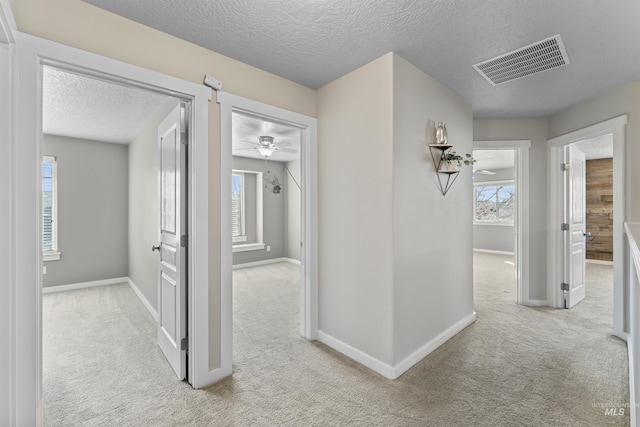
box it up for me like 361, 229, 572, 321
157, 104, 187, 379
563, 145, 586, 308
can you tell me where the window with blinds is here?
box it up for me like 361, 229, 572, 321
231, 172, 246, 242
42, 156, 60, 260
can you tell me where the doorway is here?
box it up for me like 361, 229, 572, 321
473, 140, 531, 305
217, 92, 318, 374
547, 116, 627, 338
12, 33, 213, 423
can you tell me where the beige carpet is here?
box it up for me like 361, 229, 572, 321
43, 255, 628, 426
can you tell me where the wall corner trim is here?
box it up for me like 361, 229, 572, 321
316, 330, 395, 378
391, 312, 477, 379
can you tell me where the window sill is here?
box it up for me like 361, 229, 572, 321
232, 243, 265, 253
43, 252, 61, 262
473, 222, 514, 227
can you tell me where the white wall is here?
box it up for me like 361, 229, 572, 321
392, 54, 474, 364
43, 135, 128, 287
473, 119, 548, 301
285, 159, 301, 261
317, 53, 395, 365
128, 97, 180, 310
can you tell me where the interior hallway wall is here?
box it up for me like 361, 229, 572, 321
42, 134, 128, 287
472, 119, 548, 302
128, 97, 180, 310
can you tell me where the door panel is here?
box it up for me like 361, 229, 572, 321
564, 145, 586, 308
157, 103, 187, 379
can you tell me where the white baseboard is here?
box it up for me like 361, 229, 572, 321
317, 312, 477, 380
391, 312, 477, 379
628, 336, 637, 427
473, 249, 515, 256
316, 330, 394, 378
43, 277, 129, 294
127, 278, 158, 321
522, 299, 549, 307
586, 259, 613, 266
233, 257, 301, 270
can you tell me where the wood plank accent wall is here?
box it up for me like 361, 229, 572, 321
586, 158, 613, 261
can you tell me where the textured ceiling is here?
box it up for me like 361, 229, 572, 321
43, 67, 170, 144
233, 111, 301, 162
85, 0, 640, 118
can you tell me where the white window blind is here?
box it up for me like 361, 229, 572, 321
42, 156, 60, 260
231, 172, 245, 241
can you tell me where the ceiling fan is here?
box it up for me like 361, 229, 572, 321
235, 135, 298, 158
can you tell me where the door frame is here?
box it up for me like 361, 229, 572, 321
547, 115, 627, 338
12, 32, 215, 425
473, 140, 531, 305
217, 91, 318, 369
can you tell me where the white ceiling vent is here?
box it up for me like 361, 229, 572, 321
473, 35, 570, 86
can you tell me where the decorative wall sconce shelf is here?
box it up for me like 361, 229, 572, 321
427, 144, 460, 196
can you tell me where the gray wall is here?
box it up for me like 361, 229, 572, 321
232, 156, 286, 265
549, 81, 640, 221
128, 98, 180, 310
284, 160, 301, 260
473, 167, 515, 253
473, 119, 549, 301
43, 134, 128, 287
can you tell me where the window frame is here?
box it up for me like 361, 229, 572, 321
42, 156, 60, 261
231, 171, 247, 243
473, 179, 516, 226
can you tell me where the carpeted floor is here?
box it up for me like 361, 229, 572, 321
43, 254, 629, 426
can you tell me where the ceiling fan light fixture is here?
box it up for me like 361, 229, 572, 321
257, 146, 274, 158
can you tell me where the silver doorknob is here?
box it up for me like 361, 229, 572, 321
584, 231, 592, 237
152, 245, 161, 252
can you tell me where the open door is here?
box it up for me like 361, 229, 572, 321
563, 145, 586, 308
156, 103, 188, 379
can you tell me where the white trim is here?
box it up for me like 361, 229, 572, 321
0, 0, 17, 44
217, 93, 318, 359
391, 312, 477, 379
232, 257, 300, 270
473, 248, 515, 256
13, 32, 214, 423
42, 252, 61, 262
586, 259, 613, 266
318, 312, 477, 380
473, 140, 530, 306
547, 115, 626, 339
473, 222, 515, 227
232, 236, 248, 243
316, 330, 395, 378
42, 277, 128, 294
232, 243, 266, 253
522, 299, 549, 307
127, 278, 158, 321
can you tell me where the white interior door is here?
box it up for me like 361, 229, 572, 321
157, 103, 187, 379
564, 145, 586, 308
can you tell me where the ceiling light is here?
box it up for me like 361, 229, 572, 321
257, 146, 274, 158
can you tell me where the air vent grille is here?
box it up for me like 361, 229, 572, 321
473, 35, 569, 85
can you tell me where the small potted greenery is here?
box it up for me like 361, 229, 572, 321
441, 151, 475, 171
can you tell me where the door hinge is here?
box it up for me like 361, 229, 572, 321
561, 223, 569, 231
560, 163, 570, 171
181, 235, 188, 248
561, 282, 570, 292
181, 337, 188, 351
181, 131, 188, 145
